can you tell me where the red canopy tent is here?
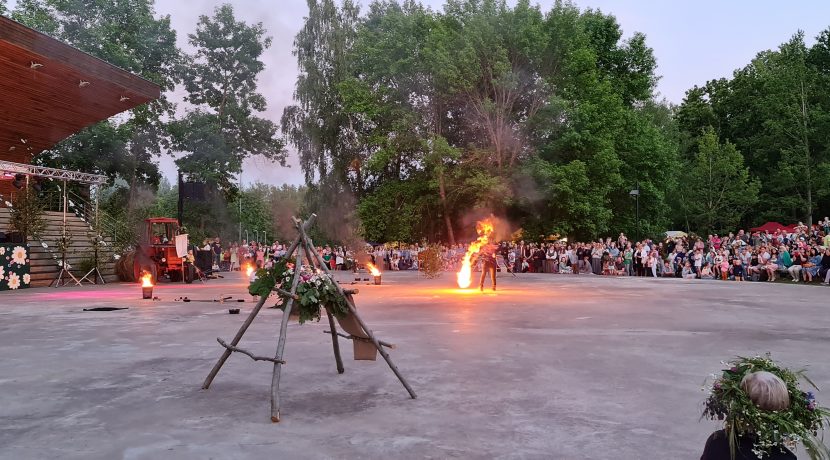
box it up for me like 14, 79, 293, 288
750, 222, 786, 233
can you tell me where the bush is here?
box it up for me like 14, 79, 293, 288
419, 245, 443, 279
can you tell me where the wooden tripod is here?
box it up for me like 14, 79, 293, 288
201, 214, 416, 422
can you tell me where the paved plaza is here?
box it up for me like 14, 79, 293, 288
1, 271, 829, 459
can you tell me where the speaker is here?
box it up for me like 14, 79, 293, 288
181, 181, 207, 201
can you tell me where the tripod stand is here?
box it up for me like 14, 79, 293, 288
51, 181, 79, 288
78, 190, 105, 285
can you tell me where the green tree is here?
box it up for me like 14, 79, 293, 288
677, 30, 830, 227
286, 0, 673, 243
174, 4, 286, 193
282, 0, 361, 188
682, 130, 759, 234
229, 183, 275, 243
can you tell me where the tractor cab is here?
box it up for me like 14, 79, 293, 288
134, 217, 184, 283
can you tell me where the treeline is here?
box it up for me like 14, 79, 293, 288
6, 0, 830, 244
285, 0, 830, 242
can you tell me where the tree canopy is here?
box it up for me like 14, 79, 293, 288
7, 0, 830, 243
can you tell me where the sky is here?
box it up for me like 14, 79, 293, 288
9, 0, 830, 187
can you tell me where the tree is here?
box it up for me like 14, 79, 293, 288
282, 0, 361, 188
682, 130, 759, 234
286, 0, 673, 243
174, 3, 286, 194
676, 30, 830, 227
9, 188, 47, 244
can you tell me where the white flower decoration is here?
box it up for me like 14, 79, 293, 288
23, 273, 31, 285
11, 246, 27, 265
0, 246, 4, 254
7, 272, 20, 290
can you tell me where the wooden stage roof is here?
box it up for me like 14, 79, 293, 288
0, 16, 161, 163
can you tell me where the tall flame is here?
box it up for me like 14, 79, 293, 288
246, 264, 254, 278
366, 262, 381, 276
457, 219, 495, 288
141, 273, 153, 288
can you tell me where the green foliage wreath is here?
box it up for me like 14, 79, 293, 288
702, 355, 830, 459
248, 259, 349, 324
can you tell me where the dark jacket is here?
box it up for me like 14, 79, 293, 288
701, 430, 795, 460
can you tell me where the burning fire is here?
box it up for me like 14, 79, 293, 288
457, 219, 495, 289
246, 265, 254, 277
366, 262, 381, 277
141, 272, 153, 287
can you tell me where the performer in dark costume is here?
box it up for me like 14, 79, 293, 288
479, 243, 497, 291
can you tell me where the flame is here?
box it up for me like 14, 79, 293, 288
141, 273, 153, 288
366, 262, 381, 277
246, 265, 254, 277
457, 219, 495, 289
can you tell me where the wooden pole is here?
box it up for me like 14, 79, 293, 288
323, 330, 396, 349
201, 292, 270, 389
297, 219, 416, 399
298, 233, 345, 375
270, 239, 305, 422
201, 216, 314, 390
326, 310, 345, 374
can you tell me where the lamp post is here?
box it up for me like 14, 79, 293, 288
238, 174, 242, 243
629, 184, 640, 241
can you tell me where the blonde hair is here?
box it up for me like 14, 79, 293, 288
740, 371, 790, 411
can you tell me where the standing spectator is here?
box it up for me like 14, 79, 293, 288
229, 242, 239, 271
623, 243, 633, 276
820, 248, 830, 285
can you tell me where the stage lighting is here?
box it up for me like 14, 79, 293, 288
12, 174, 25, 190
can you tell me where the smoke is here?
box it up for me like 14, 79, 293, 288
457, 210, 514, 243
271, 197, 299, 242
297, 179, 368, 256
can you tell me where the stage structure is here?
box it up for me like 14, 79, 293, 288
0, 16, 160, 285
202, 214, 416, 422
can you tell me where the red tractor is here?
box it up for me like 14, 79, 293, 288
133, 217, 184, 283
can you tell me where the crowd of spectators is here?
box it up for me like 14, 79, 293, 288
193, 218, 830, 286
367, 219, 830, 286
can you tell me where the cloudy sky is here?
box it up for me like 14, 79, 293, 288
10, 0, 830, 186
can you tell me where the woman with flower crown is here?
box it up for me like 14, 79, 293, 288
701, 356, 829, 460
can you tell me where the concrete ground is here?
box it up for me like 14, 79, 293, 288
1, 271, 829, 459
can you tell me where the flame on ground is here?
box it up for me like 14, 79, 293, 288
141, 272, 153, 288
366, 262, 381, 277
246, 265, 254, 277
457, 219, 495, 289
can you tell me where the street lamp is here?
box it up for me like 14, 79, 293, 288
629, 184, 640, 241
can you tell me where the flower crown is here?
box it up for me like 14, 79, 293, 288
702, 354, 830, 459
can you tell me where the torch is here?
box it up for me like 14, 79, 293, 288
141, 272, 154, 299
366, 262, 382, 285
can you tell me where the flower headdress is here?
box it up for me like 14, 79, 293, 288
702, 354, 830, 459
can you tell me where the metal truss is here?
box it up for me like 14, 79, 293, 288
0, 160, 107, 185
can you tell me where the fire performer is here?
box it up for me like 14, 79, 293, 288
478, 242, 498, 291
